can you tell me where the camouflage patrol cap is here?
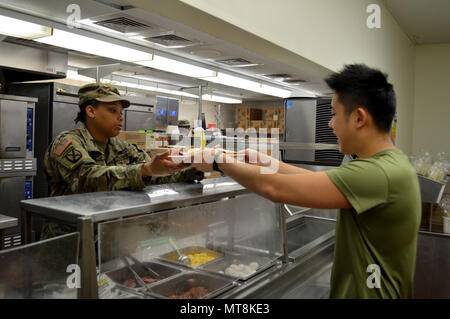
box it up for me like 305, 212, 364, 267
177, 120, 191, 127
78, 83, 130, 108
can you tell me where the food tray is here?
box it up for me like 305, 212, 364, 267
148, 271, 234, 299
104, 260, 182, 293
199, 252, 275, 281
158, 246, 223, 268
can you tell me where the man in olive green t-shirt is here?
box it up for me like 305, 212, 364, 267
326, 149, 421, 298
189, 64, 421, 298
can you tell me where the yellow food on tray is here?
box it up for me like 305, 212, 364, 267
187, 252, 217, 266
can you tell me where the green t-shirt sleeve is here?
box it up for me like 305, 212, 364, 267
325, 160, 389, 214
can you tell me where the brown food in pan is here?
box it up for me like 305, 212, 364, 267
141, 275, 158, 284
169, 286, 209, 299
122, 278, 137, 288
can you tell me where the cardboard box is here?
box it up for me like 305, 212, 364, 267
238, 118, 250, 130
238, 108, 263, 121
265, 120, 284, 134
117, 131, 147, 150
249, 108, 262, 120
250, 120, 264, 129
264, 107, 284, 121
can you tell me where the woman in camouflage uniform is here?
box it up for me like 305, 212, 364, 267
41, 83, 202, 239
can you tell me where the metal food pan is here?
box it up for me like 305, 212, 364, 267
148, 271, 235, 299
104, 261, 183, 292
199, 252, 276, 281
158, 246, 223, 268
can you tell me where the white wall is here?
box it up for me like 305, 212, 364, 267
412, 43, 450, 156
180, 0, 416, 154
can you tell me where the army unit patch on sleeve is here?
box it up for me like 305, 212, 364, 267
54, 138, 72, 156
64, 147, 82, 163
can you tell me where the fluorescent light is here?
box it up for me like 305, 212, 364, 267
0, 15, 52, 39
36, 29, 153, 62
202, 72, 261, 89
137, 55, 216, 78
202, 94, 242, 104
201, 72, 291, 98
67, 69, 241, 103
35, 27, 291, 98
117, 81, 198, 98
254, 84, 292, 98
66, 69, 96, 82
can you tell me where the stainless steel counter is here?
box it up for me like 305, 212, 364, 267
218, 237, 334, 299
20, 177, 337, 299
0, 214, 18, 250
0, 214, 17, 230
20, 177, 251, 298
20, 177, 248, 224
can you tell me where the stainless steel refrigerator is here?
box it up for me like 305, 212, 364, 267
283, 98, 343, 166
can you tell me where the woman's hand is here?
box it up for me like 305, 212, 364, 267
142, 151, 190, 177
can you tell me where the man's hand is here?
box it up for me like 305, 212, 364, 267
142, 152, 190, 177
189, 148, 219, 172
240, 148, 272, 167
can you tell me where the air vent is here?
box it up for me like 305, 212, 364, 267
215, 58, 259, 67
144, 33, 200, 48
94, 17, 151, 33
262, 73, 292, 80
314, 101, 343, 165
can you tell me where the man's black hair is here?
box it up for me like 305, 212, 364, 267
325, 64, 396, 132
75, 100, 98, 124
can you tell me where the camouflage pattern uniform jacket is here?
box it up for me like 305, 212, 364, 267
44, 123, 203, 196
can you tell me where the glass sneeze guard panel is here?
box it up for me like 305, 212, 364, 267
98, 193, 282, 298
0, 232, 79, 299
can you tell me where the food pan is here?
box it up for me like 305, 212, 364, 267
199, 252, 275, 281
149, 271, 234, 299
159, 246, 223, 267
104, 260, 183, 292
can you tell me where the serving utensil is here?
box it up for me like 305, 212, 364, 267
168, 238, 191, 265
120, 256, 151, 291
126, 253, 160, 278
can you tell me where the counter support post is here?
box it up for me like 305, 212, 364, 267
21, 208, 32, 245
279, 204, 289, 264
77, 217, 98, 299
428, 203, 433, 232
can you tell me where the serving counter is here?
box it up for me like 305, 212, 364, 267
20, 177, 336, 299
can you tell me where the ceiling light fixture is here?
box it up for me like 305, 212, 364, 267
137, 55, 216, 78
202, 95, 242, 104
201, 72, 291, 98
36, 29, 153, 62
66, 70, 242, 103
0, 15, 52, 39
35, 26, 291, 99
